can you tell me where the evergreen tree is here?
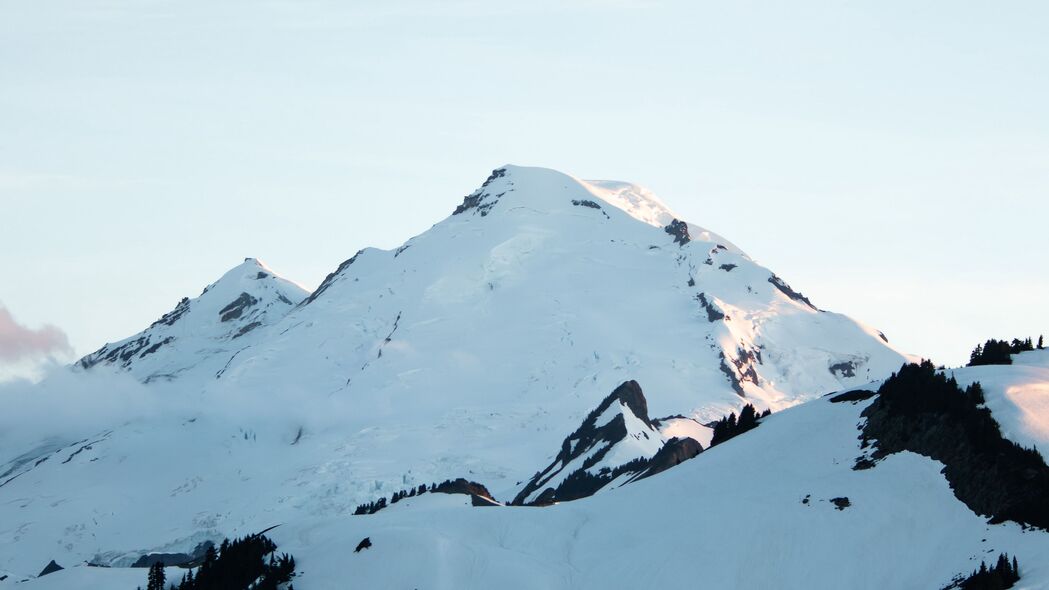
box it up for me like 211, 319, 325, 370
967, 338, 1035, 366
146, 562, 165, 590
1038, 335, 1044, 350
956, 552, 1021, 589
709, 404, 767, 446
969, 344, 984, 366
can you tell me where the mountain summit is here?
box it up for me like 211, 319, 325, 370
2, 165, 913, 583
79, 258, 307, 382
76, 163, 906, 491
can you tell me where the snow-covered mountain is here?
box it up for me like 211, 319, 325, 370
3, 163, 980, 588
83, 166, 903, 415
76, 165, 905, 489
78, 258, 308, 383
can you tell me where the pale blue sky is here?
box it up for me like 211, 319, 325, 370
1, 0, 1047, 370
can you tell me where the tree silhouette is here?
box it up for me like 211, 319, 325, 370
949, 552, 1020, 589
146, 562, 165, 590
710, 404, 770, 447
148, 533, 295, 590
968, 338, 1035, 366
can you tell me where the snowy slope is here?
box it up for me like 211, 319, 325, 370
78, 258, 308, 383
198, 165, 907, 491
13, 356, 1049, 589
954, 349, 1049, 461
1, 165, 914, 583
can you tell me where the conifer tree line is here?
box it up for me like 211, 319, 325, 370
946, 552, 1020, 589
139, 534, 295, 590
354, 478, 494, 515
146, 562, 165, 590
968, 336, 1042, 367
709, 404, 771, 447
861, 361, 1049, 528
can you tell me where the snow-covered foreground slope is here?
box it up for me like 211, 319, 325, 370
2, 165, 920, 583
13, 354, 1049, 589
962, 349, 1049, 461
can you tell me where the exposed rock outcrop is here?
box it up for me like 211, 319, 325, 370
513, 381, 703, 505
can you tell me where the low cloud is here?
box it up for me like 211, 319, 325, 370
0, 366, 161, 453
0, 305, 74, 363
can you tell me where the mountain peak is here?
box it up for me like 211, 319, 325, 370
78, 258, 308, 381
450, 165, 743, 255
215, 257, 282, 283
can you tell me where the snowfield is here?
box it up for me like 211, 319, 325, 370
1, 165, 1045, 588
963, 349, 1049, 461
9, 355, 1049, 589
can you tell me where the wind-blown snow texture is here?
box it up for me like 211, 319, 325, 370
10, 165, 1030, 589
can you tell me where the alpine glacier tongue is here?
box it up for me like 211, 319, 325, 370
1, 164, 913, 582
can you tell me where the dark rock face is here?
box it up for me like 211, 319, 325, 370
829, 361, 858, 378
130, 541, 214, 568
139, 336, 173, 358
233, 321, 262, 339
718, 352, 746, 397
696, 293, 725, 323
768, 274, 817, 310
481, 167, 506, 187
453, 194, 484, 215
612, 380, 650, 424
830, 497, 851, 510
453, 168, 507, 216
858, 361, 1049, 528
219, 292, 259, 322
38, 560, 63, 577
304, 249, 364, 306
513, 381, 654, 505
513, 381, 704, 506
79, 333, 175, 370
828, 389, 876, 404
79, 296, 193, 369
664, 219, 691, 245
571, 199, 601, 209
634, 437, 703, 480
719, 263, 737, 272
150, 297, 190, 328
730, 347, 761, 389
354, 537, 372, 553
